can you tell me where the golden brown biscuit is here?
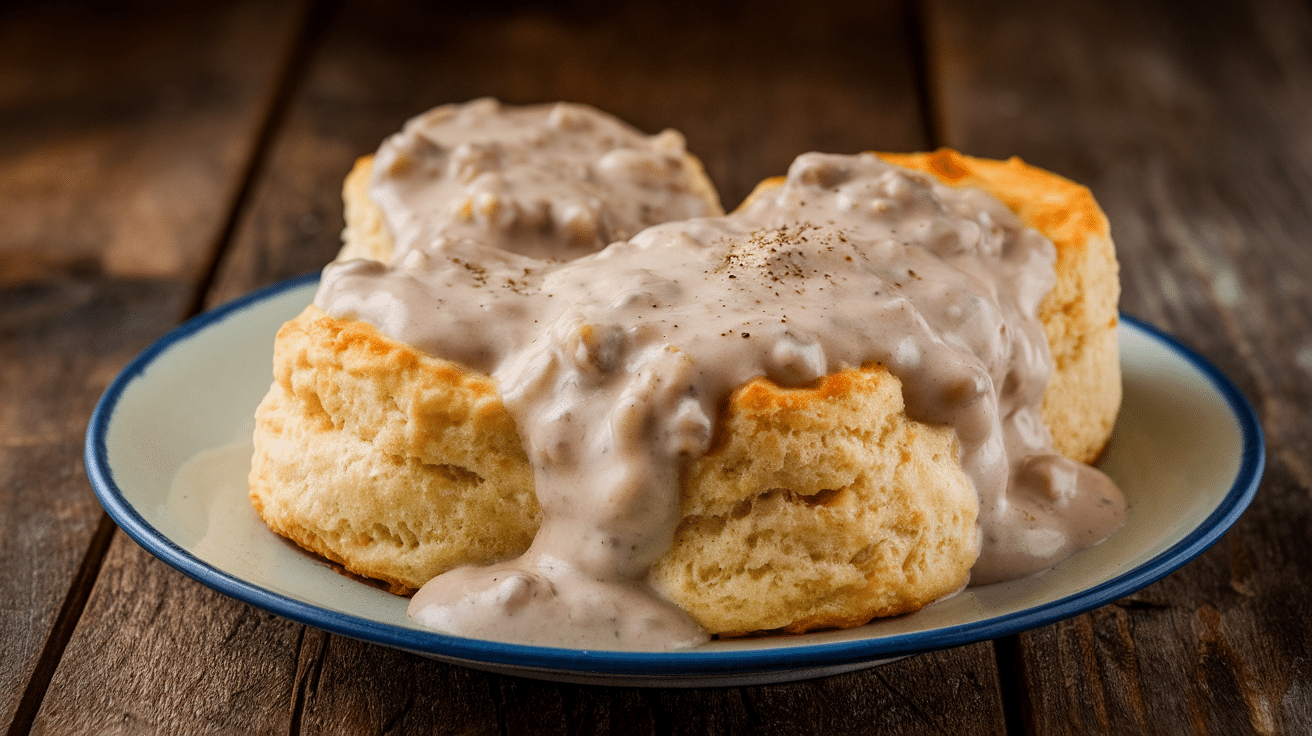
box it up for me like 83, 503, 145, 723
336, 156, 392, 264
251, 306, 978, 632
334, 99, 726, 265
335, 145, 724, 265
877, 149, 1120, 464
250, 148, 1120, 636
649, 368, 977, 635
737, 149, 1120, 463
250, 309, 539, 595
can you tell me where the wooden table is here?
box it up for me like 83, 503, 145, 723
3, 0, 1308, 732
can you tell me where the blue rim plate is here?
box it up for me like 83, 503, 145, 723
86, 274, 1263, 687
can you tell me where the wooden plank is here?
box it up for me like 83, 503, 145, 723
925, 0, 1312, 731
0, 278, 189, 731
0, 1, 309, 733
29, 537, 306, 736
198, 0, 1008, 733
0, 1, 295, 285
284, 636, 1003, 735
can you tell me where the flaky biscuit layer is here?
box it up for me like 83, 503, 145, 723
251, 307, 979, 634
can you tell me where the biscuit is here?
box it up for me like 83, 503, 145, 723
334, 101, 724, 265
878, 149, 1120, 464
251, 307, 978, 633
250, 310, 539, 595
249, 148, 1120, 636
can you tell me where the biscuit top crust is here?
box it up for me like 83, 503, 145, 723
367, 97, 722, 262
877, 149, 1107, 254
316, 147, 1125, 651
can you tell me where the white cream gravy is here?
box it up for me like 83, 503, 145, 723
366, 97, 720, 262
315, 102, 1125, 650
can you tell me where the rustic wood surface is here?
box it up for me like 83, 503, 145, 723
0, 1, 306, 733
2, 0, 1308, 733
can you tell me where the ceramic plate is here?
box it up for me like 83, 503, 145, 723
86, 274, 1263, 687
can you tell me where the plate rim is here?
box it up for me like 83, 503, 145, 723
85, 275, 1265, 678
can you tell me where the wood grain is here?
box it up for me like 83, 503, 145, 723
30, 538, 305, 736
0, 277, 189, 731
0, 1, 303, 285
0, 1, 307, 733
285, 637, 1004, 735
926, 0, 1312, 731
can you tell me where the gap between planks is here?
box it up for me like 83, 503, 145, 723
185, 0, 339, 319
902, 0, 946, 152
5, 515, 117, 736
